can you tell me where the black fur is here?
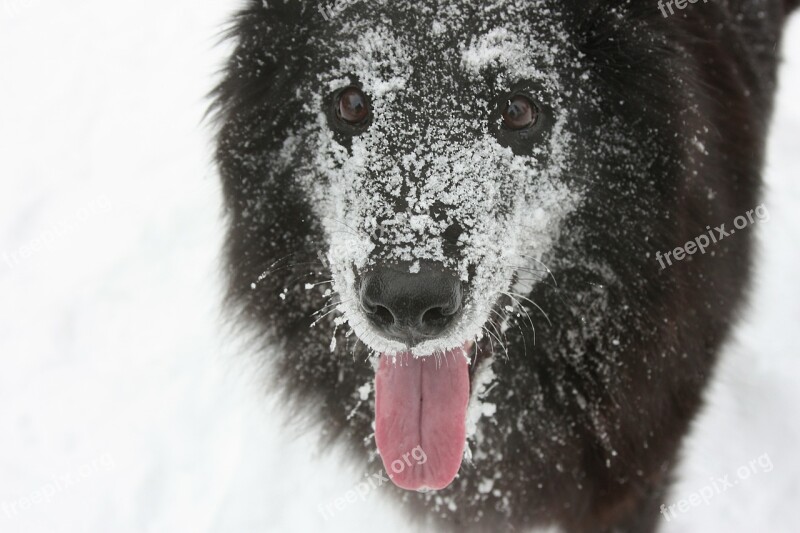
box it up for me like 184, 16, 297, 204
213, 1, 796, 531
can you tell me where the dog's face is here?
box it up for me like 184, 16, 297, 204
285, 3, 586, 357
215, 0, 760, 521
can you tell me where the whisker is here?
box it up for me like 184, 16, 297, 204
312, 298, 351, 317
496, 303, 532, 351
284, 270, 330, 290
507, 291, 553, 327
311, 306, 344, 327
503, 264, 557, 290
486, 318, 510, 362
501, 291, 537, 341
253, 261, 326, 287
306, 279, 334, 288
483, 323, 509, 361
515, 254, 559, 287
481, 326, 496, 357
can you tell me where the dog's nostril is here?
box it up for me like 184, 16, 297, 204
421, 306, 453, 328
373, 305, 395, 326
423, 308, 442, 322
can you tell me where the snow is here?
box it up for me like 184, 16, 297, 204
0, 3, 797, 533
465, 355, 498, 441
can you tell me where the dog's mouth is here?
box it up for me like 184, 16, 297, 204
374, 343, 474, 492
333, 261, 501, 491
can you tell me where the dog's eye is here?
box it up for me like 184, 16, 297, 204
488, 87, 547, 154
337, 87, 370, 125
502, 95, 537, 130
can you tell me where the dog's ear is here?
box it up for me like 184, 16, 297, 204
209, 0, 317, 124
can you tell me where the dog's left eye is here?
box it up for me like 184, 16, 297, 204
502, 95, 537, 130
337, 87, 370, 125
488, 88, 547, 155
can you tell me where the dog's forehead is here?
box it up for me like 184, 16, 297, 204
316, 0, 569, 97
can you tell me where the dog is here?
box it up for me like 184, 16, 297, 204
212, 1, 797, 531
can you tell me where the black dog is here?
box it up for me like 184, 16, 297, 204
213, 1, 797, 531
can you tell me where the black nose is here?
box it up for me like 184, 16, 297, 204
360, 264, 463, 343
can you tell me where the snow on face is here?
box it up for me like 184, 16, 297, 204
284, 1, 585, 356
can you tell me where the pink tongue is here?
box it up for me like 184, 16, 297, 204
374, 345, 470, 491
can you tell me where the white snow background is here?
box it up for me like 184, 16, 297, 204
0, 2, 797, 532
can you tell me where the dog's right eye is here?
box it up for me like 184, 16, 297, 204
337, 87, 370, 125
